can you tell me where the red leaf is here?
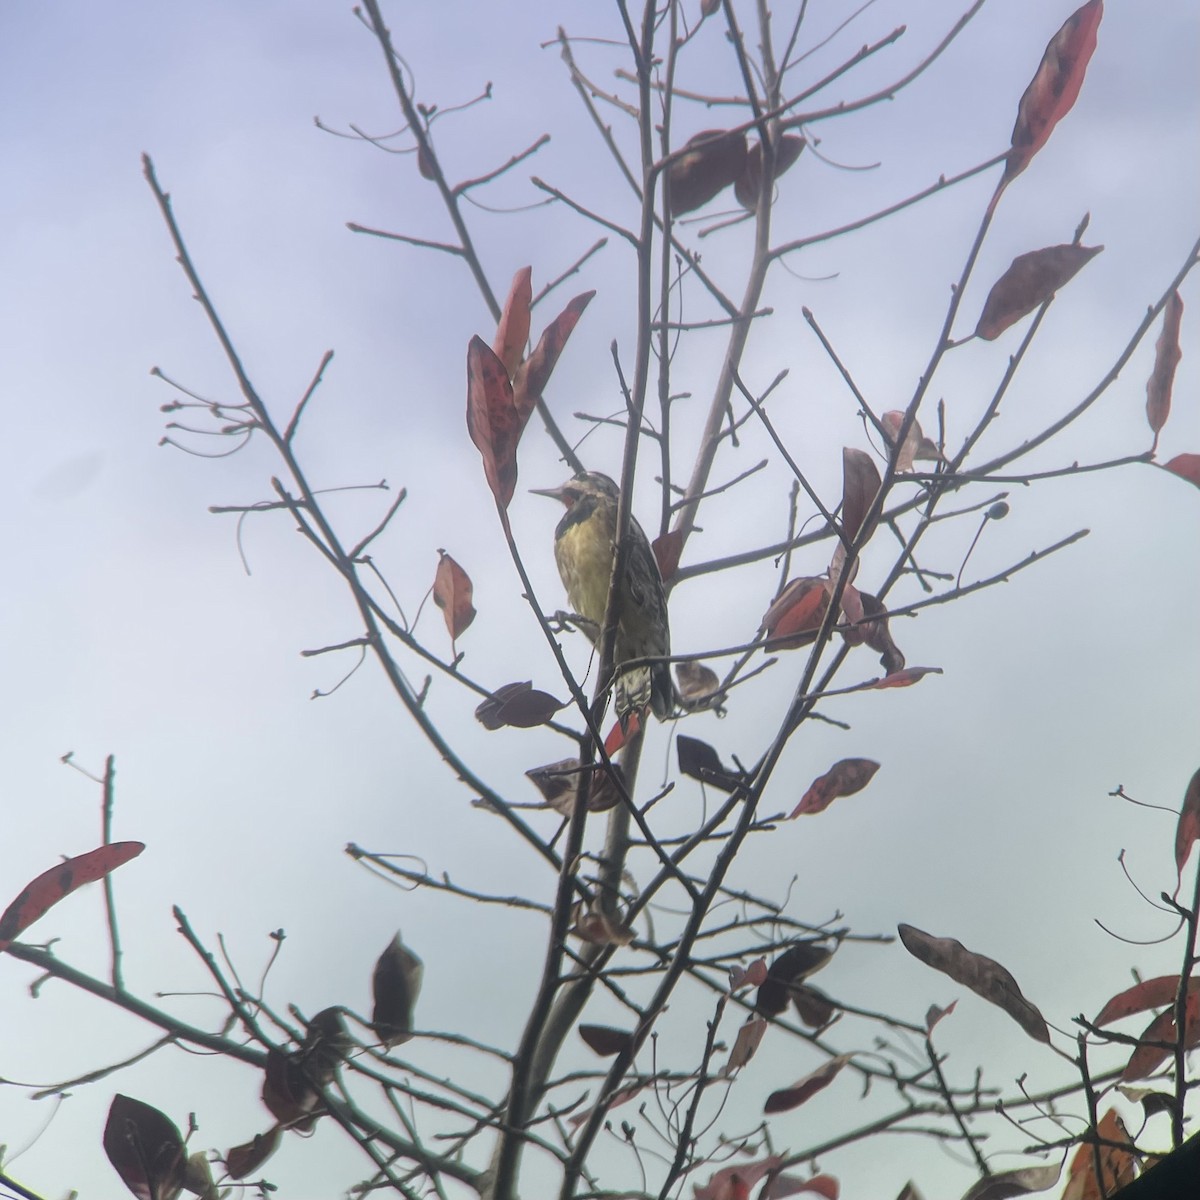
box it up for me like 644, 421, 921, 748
1062, 1109, 1136, 1200
722, 1016, 768, 1075
0, 841, 144, 953
789, 758, 880, 818
865, 666, 942, 690
667, 129, 748, 216
493, 266, 532, 378
372, 933, 423, 1049
512, 290, 595, 422
761, 576, 830, 649
1163, 453, 1200, 488
1004, 0, 1104, 185
225, 1127, 282, 1180
729, 957, 769, 991
1121, 991, 1200, 1081
898, 923, 1050, 1043
432, 550, 475, 646
103, 1094, 186, 1200
652, 528, 684, 582
466, 335, 521, 510
1174, 768, 1200, 889
475, 681, 565, 730
974, 244, 1103, 340
1147, 291, 1184, 443
764, 1054, 850, 1114
766, 1174, 839, 1200
1095, 974, 1200, 1026
694, 1155, 784, 1200
926, 999, 958, 1033
839, 446, 882, 547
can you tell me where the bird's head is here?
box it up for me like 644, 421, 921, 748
530, 471, 620, 510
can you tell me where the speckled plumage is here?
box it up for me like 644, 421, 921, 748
537, 472, 672, 722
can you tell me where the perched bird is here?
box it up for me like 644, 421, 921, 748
532, 471, 672, 723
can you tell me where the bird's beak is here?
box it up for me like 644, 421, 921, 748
530, 484, 567, 502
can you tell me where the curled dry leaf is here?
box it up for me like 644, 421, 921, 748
183, 1151, 216, 1200
493, 266, 532, 378
791, 983, 838, 1029
667, 129, 748, 216
1003, 0, 1104, 185
729, 957, 769, 992
756, 942, 835, 1018
881, 411, 941, 472
789, 758, 880, 818
432, 550, 475, 646
262, 1046, 321, 1131
831, 448, 882, 589
302, 1007, 353, 1086
866, 666, 942, 690
1163, 453, 1200, 489
1173, 767, 1200, 889
525, 758, 625, 814
898, 924, 1050, 1044
694, 1154, 784, 1200
675, 660, 720, 705
225, 1126, 283, 1180
372, 933, 423, 1049
766, 1174, 839, 1200
761, 576, 830, 649
0, 840, 145, 954
721, 1016, 768, 1076
764, 1053, 850, 1114
735, 133, 805, 209
958, 1164, 1060, 1200
974, 244, 1103, 340
652, 528, 684, 582
847, 592, 906, 675
926, 999, 958, 1033
571, 901, 635, 946
475, 681, 565, 730
103, 1094, 186, 1200
1121, 991, 1200, 1081
677, 734, 742, 793
1061, 1108, 1137, 1200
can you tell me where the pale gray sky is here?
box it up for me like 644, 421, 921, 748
1, 2, 1198, 1197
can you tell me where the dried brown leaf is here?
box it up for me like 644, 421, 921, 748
1062, 1109, 1137, 1200
958, 1164, 1060, 1200
735, 133, 805, 209
225, 1127, 283, 1180
764, 1054, 850, 1114
466, 335, 521, 510
974, 244, 1103, 340
372, 933, 423, 1049
789, 758, 880, 818
722, 1016, 768, 1075
667, 129, 747, 215
1164, 453, 1200, 488
432, 550, 475, 646
652, 528, 684, 582
761, 576, 830, 649
756, 942, 835, 1017
677, 735, 742, 793
513, 290, 595, 422
1174, 768, 1200, 888
493, 266, 532, 378
475, 681, 565, 730
675, 661, 720, 705
103, 1094, 187, 1200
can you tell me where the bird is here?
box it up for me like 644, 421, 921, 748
532, 471, 672, 724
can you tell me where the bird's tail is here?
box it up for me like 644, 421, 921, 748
615, 662, 674, 725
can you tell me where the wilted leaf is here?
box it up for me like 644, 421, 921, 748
959, 1164, 1060, 1200
475, 681, 565, 730
1062, 1109, 1137, 1200
1121, 991, 1200, 1081
881, 411, 922, 472
677, 735, 742, 792
729, 958, 769, 991
225, 1127, 282, 1180
789, 758, 880, 818
838, 446, 882, 548
103, 1094, 186, 1200
866, 666, 942, 689
1095, 973, 1200, 1026
791, 983, 838, 1029
1173, 768, 1200, 888
493, 266, 532, 377
694, 1154, 784, 1200
761, 576, 830, 649
1117, 1085, 1176, 1121
373, 934, 423, 1048
974, 244, 1103, 340
571, 903, 636, 946
735, 133, 805, 208
0, 841, 145, 954
1003, 0, 1104, 185
676, 661, 720, 705
652, 528, 684, 581
579, 1023, 644, 1057
302, 1007, 352, 1086
764, 1054, 850, 1114
262, 1046, 320, 1127
433, 550, 476, 646
466, 335, 521, 509
756, 942, 835, 1017
567, 1079, 648, 1128
765, 1175, 838, 1200
853, 592, 906, 675
526, 758, 625, 814
1163, 453, 1200, 488
183, 1151, 215, 1200
667, 129, 748, 215
513, 290, 595, 421
898, 924, 1050, 1043
721, 1016, 768, 1075
926, 999, 958, 1033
